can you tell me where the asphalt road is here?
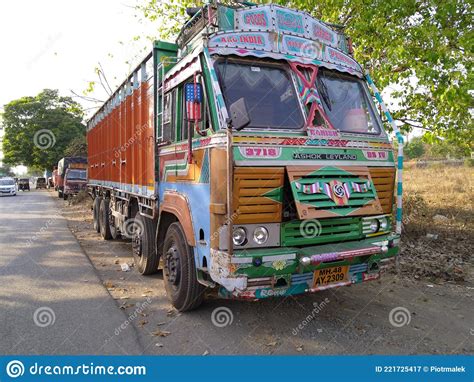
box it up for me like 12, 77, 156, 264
1, 190, 472, 355
0, 189, 143, 355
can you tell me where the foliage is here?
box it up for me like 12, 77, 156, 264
137, 0, 473, 151
2, 89, 85, 170
404, 137, 425, 159
64, 135, 88, 157
0, 165, 14, 177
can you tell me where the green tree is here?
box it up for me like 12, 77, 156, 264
64, 135, 87, 157
137, 0, 473, 152
404, 136, 425, 159
2, 89, 85, 170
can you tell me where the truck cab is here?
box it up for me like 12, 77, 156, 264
63, 167, 87, 200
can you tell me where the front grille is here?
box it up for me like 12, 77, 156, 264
369, 167, 396, 214
288, 166, 383, 219
233, 167, 284, 224
281, 217, 362, 247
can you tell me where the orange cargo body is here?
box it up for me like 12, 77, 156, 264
87, 55, 155, 197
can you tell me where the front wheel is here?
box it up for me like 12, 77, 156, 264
131, 213, 158, 275
163, 222, 204, 311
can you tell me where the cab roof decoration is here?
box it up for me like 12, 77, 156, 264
210, 4, 361, 76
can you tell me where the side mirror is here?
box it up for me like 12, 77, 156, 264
229, 97, 251, 131
184, 83, 203, 122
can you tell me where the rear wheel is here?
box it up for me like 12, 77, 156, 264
163, 222, 204, 311
108, 204, 120, 240
93, 196, 101, 233
63, 193, 68, 200
99, 198, 112, 240
132, 212, 158, 275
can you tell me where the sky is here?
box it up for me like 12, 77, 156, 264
0, 0, 158, 118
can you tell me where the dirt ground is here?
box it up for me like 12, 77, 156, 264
53, 165, 473, 355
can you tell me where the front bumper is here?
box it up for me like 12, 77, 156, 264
212, 233, 400, 300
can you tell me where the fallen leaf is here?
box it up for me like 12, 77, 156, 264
266, 341, 278, 347
152, 330, 171, 337
202, 350, 209, 356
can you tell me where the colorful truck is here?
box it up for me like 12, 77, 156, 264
87, 3, 404, 311
57, 157, 87, 199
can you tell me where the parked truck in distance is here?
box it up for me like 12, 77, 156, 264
57, 157, 87, 199
63, 166, 87, 200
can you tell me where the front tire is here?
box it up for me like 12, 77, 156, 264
132, 212, 158, 275
163, 222, 204, 311
99, 198, 112, 240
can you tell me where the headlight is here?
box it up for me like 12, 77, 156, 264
253, 226, 269, 245
369, 219, 380, 233
379, 218, 388, 231
232, 227, 247, 246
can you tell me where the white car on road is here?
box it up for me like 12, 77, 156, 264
0, 177, 17, 196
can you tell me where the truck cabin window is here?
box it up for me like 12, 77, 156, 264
216, 60, 304, 130
66, 170, 87, 180
316, 69, 381, 134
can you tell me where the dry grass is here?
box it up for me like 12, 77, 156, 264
400, 165, 473, 283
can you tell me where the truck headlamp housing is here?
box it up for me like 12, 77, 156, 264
253, 226, 269, 245
232, 227, 247, 246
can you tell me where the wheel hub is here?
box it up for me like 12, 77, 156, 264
165, 246, 180, 286
132, 224, 142, 257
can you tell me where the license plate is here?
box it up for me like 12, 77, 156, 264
313, 265, 349, 287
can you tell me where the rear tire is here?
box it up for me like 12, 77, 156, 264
99, 198, 112, 240
132, 212, 158, 275
63, 193, 68, 200
93, 196, 101, 233
108, 203, 120, 240
163, 222, 204, 311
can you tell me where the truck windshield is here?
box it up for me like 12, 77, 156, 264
67, 170, 86, 180
216, 60, 304, 130
316, 69, 381, 134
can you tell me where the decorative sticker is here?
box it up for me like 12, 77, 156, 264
209, 32, 271, 50
362, 150, 389, 160
281, 35, 322, 60
275, 8, 305, 35
305, 19, 338, 47
307, 127, 341, 139
236, 8, 271, 30
326, 46, 360, 71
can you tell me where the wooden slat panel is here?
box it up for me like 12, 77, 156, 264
370, 167, 395, 214
233, 167, 284, 224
